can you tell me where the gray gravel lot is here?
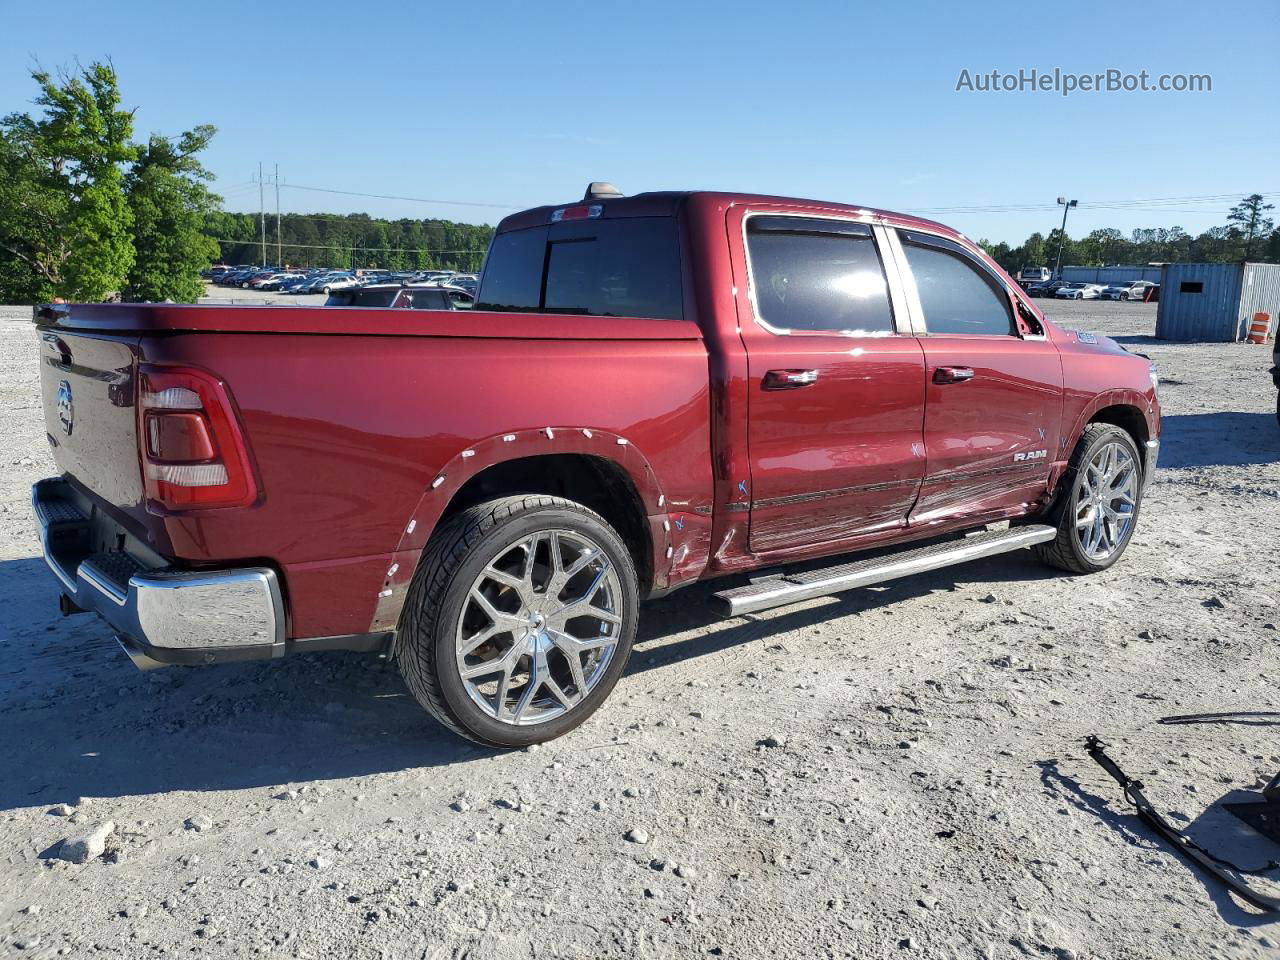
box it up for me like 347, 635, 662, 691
0, 299, 1277, 959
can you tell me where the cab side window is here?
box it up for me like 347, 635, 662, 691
899, 232, 1014, 336
746, 217, 895, 334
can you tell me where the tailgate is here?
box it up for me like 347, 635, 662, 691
38, 329, 144, 510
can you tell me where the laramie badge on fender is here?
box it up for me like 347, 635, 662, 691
56, 380, 73, 436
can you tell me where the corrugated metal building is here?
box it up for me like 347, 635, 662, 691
1062, 265, 1163, 284
1155, 262, 1280, 342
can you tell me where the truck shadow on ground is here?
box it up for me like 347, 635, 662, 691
1039, 758, 1279, 926
629, 550, 1059, 676
1158, 412, 1279, 468
0, 548, 1056, 806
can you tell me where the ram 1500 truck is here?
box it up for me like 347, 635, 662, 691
32, 183, 1161, 747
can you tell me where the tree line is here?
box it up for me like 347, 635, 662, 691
978, 194, 1278, 276
207, 211, 493, 273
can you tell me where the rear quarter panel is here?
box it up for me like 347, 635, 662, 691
137, 315, 712, 639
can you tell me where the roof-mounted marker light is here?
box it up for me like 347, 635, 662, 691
551, 204, 603, 223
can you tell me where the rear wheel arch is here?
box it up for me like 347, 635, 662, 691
437, 453, 655, 597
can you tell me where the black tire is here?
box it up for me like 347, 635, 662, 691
396, 495, 639, 747
1035, 423, 1144, 574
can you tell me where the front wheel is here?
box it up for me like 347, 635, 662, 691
396, 495, 639, 747
1036, 424, 1143, 574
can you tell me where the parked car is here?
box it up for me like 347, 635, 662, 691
320, 274, 359, 294
259, 273, 308, 291
1101, 281, 1159, 302
1027, 280, 1057, 298
218, 269, 255, 287
1055, 282, 1102, 300
240, 270, 281, 289
30, 183, 1160, 748
324, 284, 474, 309
446, 274, 478, 295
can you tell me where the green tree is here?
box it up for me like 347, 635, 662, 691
0, 131, 66, 302
124, 125, 221, 301
1227, 194, 1275, 259
0, 62, 137, 301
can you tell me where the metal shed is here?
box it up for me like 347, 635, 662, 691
1155, 262, 1280, 342
1062, 265, 1163, 285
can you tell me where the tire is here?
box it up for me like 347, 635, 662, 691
1035, 423, 1144, 574
1119, 292, 1129, 301
397, 495, 639, 747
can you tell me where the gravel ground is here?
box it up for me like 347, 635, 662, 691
0, 299, 1277, 960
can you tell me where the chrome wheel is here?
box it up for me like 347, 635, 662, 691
454, 529, 622, 726
1073, 440, 1138, 561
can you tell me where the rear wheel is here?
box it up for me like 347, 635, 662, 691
1036, 424, 1143, 574
397, 495, 639, 747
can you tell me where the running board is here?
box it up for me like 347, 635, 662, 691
710, 525, 1056, 618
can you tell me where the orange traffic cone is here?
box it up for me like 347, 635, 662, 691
1246, 312, 1272, 344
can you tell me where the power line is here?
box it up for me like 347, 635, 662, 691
280, 182, 521, 211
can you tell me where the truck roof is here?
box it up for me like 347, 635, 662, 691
496, 190, 969, 245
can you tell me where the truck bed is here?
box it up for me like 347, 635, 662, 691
36, 303, 714, 641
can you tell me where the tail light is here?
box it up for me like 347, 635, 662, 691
137, 365, 258, 511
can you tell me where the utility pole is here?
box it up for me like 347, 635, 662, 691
1052, 196, 1077, 281
274, 163, 282, 268
257, 162, 267, 267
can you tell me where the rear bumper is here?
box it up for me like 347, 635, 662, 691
33, 477, 285, 666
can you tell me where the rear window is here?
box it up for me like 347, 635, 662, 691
476, 217, 682, 320
325, 288, 400, 307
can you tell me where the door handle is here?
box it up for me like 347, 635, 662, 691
933, 366, 975, 384
762, 369, 819, 390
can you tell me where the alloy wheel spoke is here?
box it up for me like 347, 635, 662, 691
469, 588, 525, 631
459, 622, 502, 658
460, 638, 525, 680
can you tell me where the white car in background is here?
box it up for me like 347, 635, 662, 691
1101, 280, 1158, 301
1055, 282, 1103, 300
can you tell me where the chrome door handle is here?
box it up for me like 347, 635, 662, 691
762, 369, 819, 390
933, 366, 975, 384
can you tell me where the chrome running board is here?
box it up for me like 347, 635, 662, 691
710, 525, 1056, 617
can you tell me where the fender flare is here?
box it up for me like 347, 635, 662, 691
366, 426, 692, 633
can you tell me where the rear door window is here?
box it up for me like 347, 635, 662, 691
745, 217, 894, 334
477, 217, 682, 320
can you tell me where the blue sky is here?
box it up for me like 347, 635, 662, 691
2, 0, 1276, 244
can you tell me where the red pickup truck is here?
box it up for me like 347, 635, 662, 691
32, 184, 1160, 747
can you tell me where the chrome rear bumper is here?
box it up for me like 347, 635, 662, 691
32, 478, 285, 666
